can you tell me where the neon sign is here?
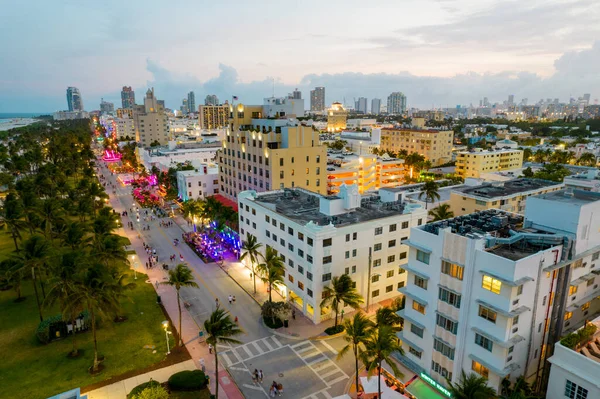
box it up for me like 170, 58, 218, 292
420, 372, 453, 398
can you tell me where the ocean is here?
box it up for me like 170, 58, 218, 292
0, 113, 45, 119
0, 113, 46, 131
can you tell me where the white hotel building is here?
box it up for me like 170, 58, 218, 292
398, 189, 600, 394
238, 184, 428, 324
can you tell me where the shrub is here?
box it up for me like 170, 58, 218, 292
263, 315, 283, 329
133, 385, 169, 399
168, 370, 209, 391
325, 325, 345, 335
560, 324, 598, 349
127, 380, 161, 399
261, 301, 291, 329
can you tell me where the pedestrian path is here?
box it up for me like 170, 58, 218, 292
219, 335, 284, 367
302, 389, 334, 399
290, 341, 349, 387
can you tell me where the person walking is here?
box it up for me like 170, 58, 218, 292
253, 369, 259, 385
228, 295, 232, 305
292, 309, 296, 320
259, 370, 264, 383
208, 343, 213, 354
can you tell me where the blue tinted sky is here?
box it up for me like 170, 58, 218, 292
1, 0, 599, 112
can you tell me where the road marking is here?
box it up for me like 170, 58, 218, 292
327, 376, 348, 385
220, 353, 233, 367
250, 341, 262, 355
321, 341, 339, 355
321, 369, 341, 378
272, 335, 282, 347
322, 390, 333, 399
262, 338, 274, 351
229, 366, 250, 373
242, 384, 266, 391
290, 341, 349, 388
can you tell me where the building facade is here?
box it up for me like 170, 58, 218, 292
187, 91, 196, 114
219, 117, 326, 200
380, 127, 454, 166
121, 86, 135, 109
133, 88, 169, 147
310, 87, 326, 112
327, 102, 348, 132
387, 92, 406, 115
66, 87, 83, 112
371, 98, 381, 115
176, 164, 220, 201
198, 104, 231, 129
326, 154, 405, 195
263, 96, 305, 118
455, 149, 524, 178
116, 108, 134, 118
53, 110, 89, 120
100, 99, 114, 114
205, 94, 219, 106
238, 185, 428, 324
564, 170, 600, 192
355, 97, 368, 114
114, 117, 136, 140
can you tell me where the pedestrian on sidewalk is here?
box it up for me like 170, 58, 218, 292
199, 358, 206, 372
232, 295, 236, 304
155, 280, 159, 289
228, 295, 232, 305
253, 369, 259, 385
208, 343, 213, 354
259, 370, 264, 383
292, 309, 296, 320
215, 298, 220, 308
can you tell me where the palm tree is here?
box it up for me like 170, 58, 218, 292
577, 152, 597, 166
320, 274, 364, 328
418, 180, 441, 210
499, 376, 539, 399
36, 199, 64, 240
338, 312, 373, 398
429, 203, 454, 221
204, 308, 243, 399
360, 325, 404, 399
14, 235, 49, 321
374, 306, 402, 332
0, 192, 28, 251
240, 234, 262, 294
61, 221, 90, 250
447, 370, 497, 399
522, 148, 532, 161
257, 246, 285, 302
161, 264, 199, 346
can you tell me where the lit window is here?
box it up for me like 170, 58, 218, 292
441, 261, 463, 280
564, 311, 573, 321
412, 300, 425, 314
569, 285, 578, 295
471, 360, 489, 379
482, 275, 502, 294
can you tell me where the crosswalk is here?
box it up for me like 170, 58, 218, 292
302, 389, 333, 399
290, 341, 349, 387
219, 335, 284, 367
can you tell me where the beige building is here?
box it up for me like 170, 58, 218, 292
326, 102, 347, 132
134, 88, 169, 147
455, 148, 524, 178
220, 113, 327, 200
114, 117, 136, 140
326, 154, 405, 195
449, 178, 564, 216
380, 122, 454, 166
116, 108, 134, 118
198, 104, 231, 129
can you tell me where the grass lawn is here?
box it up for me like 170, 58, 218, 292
0, 267, 172, 399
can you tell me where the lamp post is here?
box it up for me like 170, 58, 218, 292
162, 320, 171, 354
130, 255, 137, 280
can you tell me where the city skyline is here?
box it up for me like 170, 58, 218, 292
1, 0, 599, 112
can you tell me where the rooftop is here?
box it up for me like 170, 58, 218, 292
457, 148, 522, 155
381, 127, 450, 133
453, 178, 562, 199
533, 189, 600, 206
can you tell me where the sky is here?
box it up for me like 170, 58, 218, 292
1, 0, 599, 113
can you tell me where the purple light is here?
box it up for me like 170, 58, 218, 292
102, 149, 122, 162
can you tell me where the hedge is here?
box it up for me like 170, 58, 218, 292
168, 370, 209, 391
560, 324, 598, 349
127, 380, 161, 399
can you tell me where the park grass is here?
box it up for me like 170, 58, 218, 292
0, 267, 171, 399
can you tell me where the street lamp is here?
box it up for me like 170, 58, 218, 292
162, 320, 171, 354
130, 255, 137, 280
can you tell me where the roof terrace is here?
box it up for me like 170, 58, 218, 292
453, 178, 562, 199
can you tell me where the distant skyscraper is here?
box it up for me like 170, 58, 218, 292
100, 98, 114, 114
121, 86, 135, 109
483, 97, 490, 107
387, 92, 406, 114
371, 98, 381, 115
205, 94, 219, 106
66, 87, 83, 112
187, 91, 196, 113
181, 98, 189, 115
292, 88, 302, 99
355, 97, 367, 114
508, 94, 515, 106
583, 93, 591, 105
310, 87, 325, 112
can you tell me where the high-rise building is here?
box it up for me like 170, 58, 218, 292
310, 87, 325, 112
483, 97, 490, 107
205, 94, 219, 106
198, 104, 230, 129
508, 94, 515, 106
371, 98, 381, 115
66, 87, 83, 112
387, 92, 406, 114
326, 102, 348, 132
292, 88, 302, 99
133, 88, 169, 147
100, 98, 114, 114
181, 98, 189, 115
121, 86, 135, 109
583, 93, 591, 105
355, 97, 368, 114
187, 91, 196, 113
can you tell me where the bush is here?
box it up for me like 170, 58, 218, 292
133, 385, 169, 399
561, 324, 598, 349
263, 315, 283, 329
324, 325, 345, 335
168, 370, 209, 391
128, 380, 161, 399
261, 301, 291, 329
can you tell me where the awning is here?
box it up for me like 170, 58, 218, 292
398, 310, 426, 330
471, 326, 525, 349
399, 287, 429, 306
403, 240, 432, 254
469, 354, 520, 377
404, 264, 431, 280
476, 299, 530, 318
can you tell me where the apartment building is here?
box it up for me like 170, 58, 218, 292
237, 185, 428, 324
326, 154, 405, 195
176, 164, 220, 201
116, 108, 134, 118
564, 169, 600, 192
397, 189, 600, 394
380, 123, 453, 166
114, 117, 136, 140
327, 102, 348, 132
133, 88, 169, 147
219, 118, 326, 200
455, 149, 524, 178
198, 104, 230, 129
138, 141, 220, 172
449, 178, 564, 216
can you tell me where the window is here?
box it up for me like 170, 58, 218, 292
564, 311, 573, 321
298, 281, 304, 290
298, 232, 304, 241
441, 261, 464, 280
516, 284, 523, 295
387, 255, 396, 263
280, 222, 285, 231
307, 288, 313, 297
372, 275, 380, 283
323, 238, 332, 247
374, 243, 382, 251
352, 249, 357, 257
389, 224, 397, 232
307, 272, 313, 281
439, 287, 461, 308
373, 259, 381, 267
265, 215, 270, 223
512, 315, 519, 326
409, 346, 422, 359
582, 302, 591, 311
475, 333, 493, 352
288, 227, 294, 235
482, 275, 502, 294
399, 252, 407, 260
587, 278, 595, 287
412, 300, 426, 314
306, 255, 313, 263
387, 270, 395, 278
322, 273, 331, 282
565, 380, 588, 399
352, 265, 356, 273
375, 227, 383, 235
353, 232, 357, 240
593, 252, 600, 261
372, 290, 379, 297
569, 285, 578, 295
410, 324, 424, 338
297, 265, 304, 274
388, 239, 396, 248
345, 267, 350, 275
416, 250, 430, 264
307, 237, 314, 246
436, 314, 458, 334
402, 221, 409, 229
471, 360, 489, 379
266, 230, 271, 238
298, 249, 304, 258
345, 234, 350, 242
345, 251, 350, 259
288, 259, 294, 268
288, 243, 294, 251
415, 276, 427, 289
432, 361, 452, 380
433, 338, 455, 360
478, 305, 497, 323
288, 275, 294, 283
386, 285, 393, 293
398, 282, 405, 289
323, 256, 332, 264
272, 219, 277, 226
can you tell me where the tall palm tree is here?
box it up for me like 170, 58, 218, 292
429, 203, 454, 221
204, 308, 243, 399
1, 192, 29, 251
320, 274, 364, 328
61, 221, 91, 250
418, 180, 441, 210
360, 325, 404, 399
338, 312, 374, 398
14, 235, 49, 321
36, 199, 64, 240
447, 370, 497, 399
240, 234, 262, 294
499, 376, 539, 399
577, 152, 597, 166
374, 306, 402, 332
257, 246, 285, 302
161, 264, 199, 346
